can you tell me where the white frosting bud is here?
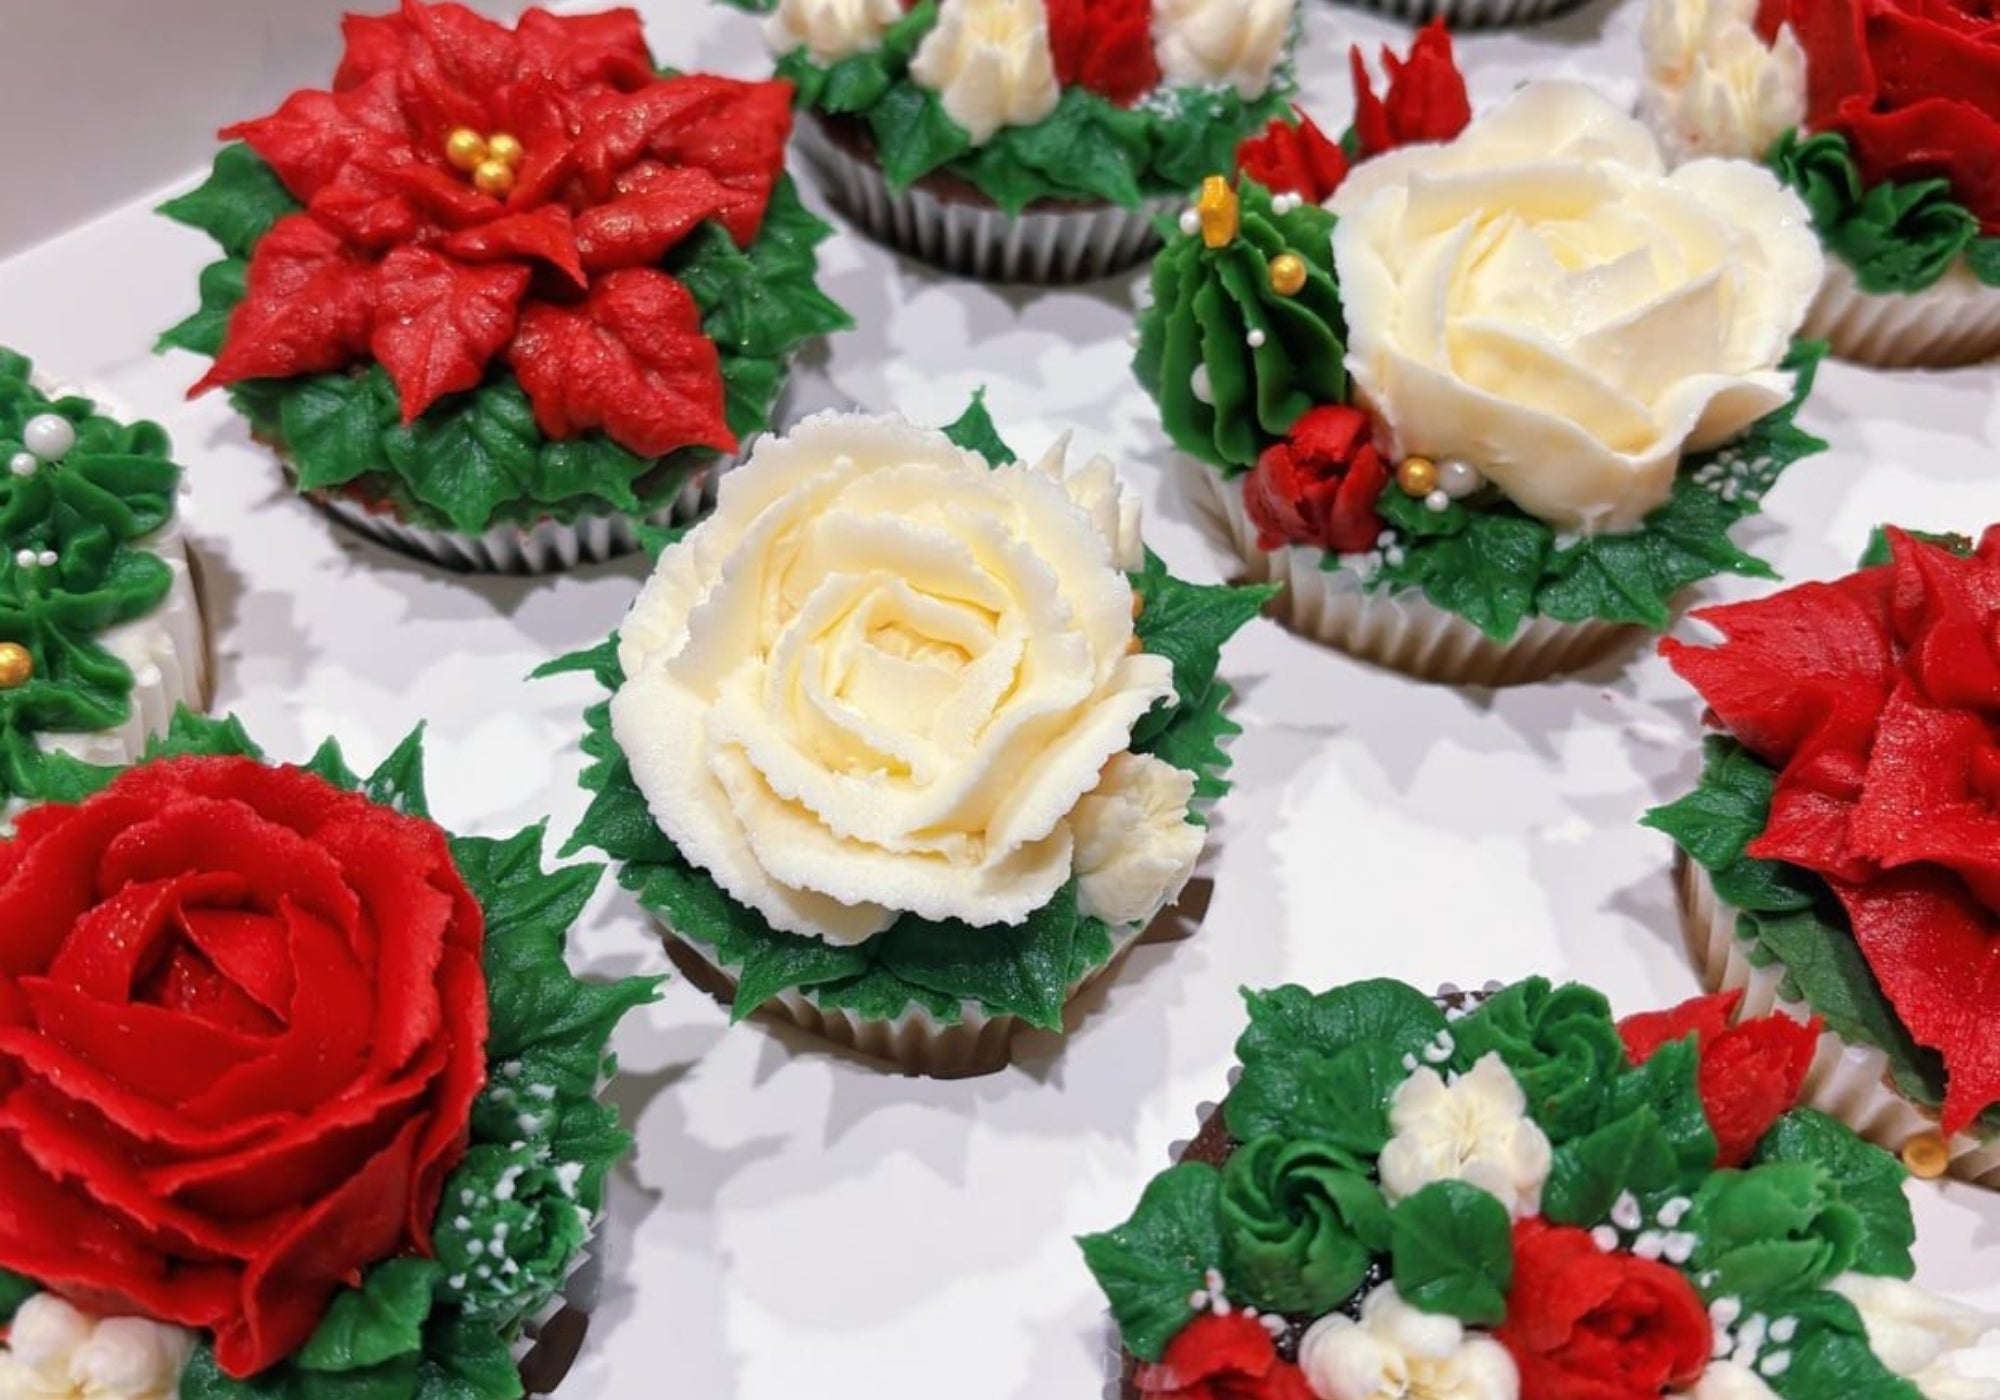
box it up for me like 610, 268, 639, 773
1299, 1285, 1519, 1400
1378, 1053, 1553, 1219
0, 1296, 193, 1400
1830, 1274, 2000, 1400
909, 0, 1061, 145
1640, 0, 1807, 163
763, 0, 906, 64
1153, 0, 1296, 101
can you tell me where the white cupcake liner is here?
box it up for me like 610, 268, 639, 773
657, 913, 1158, 1078
1326, 0, 1592, 28
1806, 253, 2000, 368
794, 112, 1182, 284
1676, 854, 2000, 1188
293, 465, 719, 575
1183, 459, 1641, 686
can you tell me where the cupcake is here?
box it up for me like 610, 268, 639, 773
748, 0, 1299, 283
1081, 974, 1998, 1400
0, 711, 656, 1397
1148, 62, 1828, 686
1649, 526, 2000, 1188
549, 399, 1264, 1076
1640, 0, 2000, 366
159, 0, 849, 574
0, 348, 208, 800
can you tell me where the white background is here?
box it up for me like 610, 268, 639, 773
2, 1, 1997, 1396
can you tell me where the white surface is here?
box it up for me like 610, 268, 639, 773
1, 2, 1997, 1397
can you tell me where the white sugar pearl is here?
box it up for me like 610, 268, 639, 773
13, 549, 35, 569
1178, 209, 1201, 237
22, 414, 75, 462
1439, 459, 1484, 499
1190, 364, 1213, 405
36, 550, 56, 568
1247, 329, 1267, 348
1424, 489, 1450, 513
8, 451, 36, 477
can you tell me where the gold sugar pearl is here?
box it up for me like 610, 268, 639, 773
1197, 176, 1240, 250
486, 132, 524, 169
1396, 456, 1440, 499
1901, 1132, 1951, 1180
444, 126, 488, 173
1268, 252, 1308, 297
0, 642, 33, 690
472, 158, 517, 198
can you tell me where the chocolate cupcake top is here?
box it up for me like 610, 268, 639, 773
1082, 974, 1996, 1400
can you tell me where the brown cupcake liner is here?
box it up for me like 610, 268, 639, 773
1676, 852, 2000, 1188
1805, 253, 2000, 369
1323, 0, 1594, 28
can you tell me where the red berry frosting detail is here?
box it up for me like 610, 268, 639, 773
1047, 0, 1162, 108
0, 756, 487, 1378
1757, 0, 2000, 232
1663, 526, 2000, 1134
1236, 110, 1349, 205
1618, 990, 1821, 1167
1133, 1313, 1316, 1400
1244, 405, 1390, 556
194, 0, 798, 458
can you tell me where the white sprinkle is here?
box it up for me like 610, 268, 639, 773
1710, 1297, 1743, 1327
1611, 1192, 1643, 1232
1663, 1232, 1697, 1265
1632, 1230, 1666, 1260
529, 1083, 557, 1100
448, 1275, 467, 1291
1179, 209, 1201, 237
1376, 530, 1396, 548
1190, 364, 1213, 405
1247, 329, 1267, 348
1759, 1351, 1792, 1377
501, 1258, 520, 1276
465, 1238, 484, 1256
1657, 1197, 1693, 1228
1769, 1318, 1797, 1344
1128, 328, 1143, 347
1438, 459, 1483, 499
1383, 546, 1405, 569
1424, 489, 1450, 514
1204, 1269, 1226, 1293
8, 452, 36, 478
21, 414, 75, 462
1590, 1225, 1621, 1253
35, 550, 55, 568
1735, 1314, 1769, 1361
1260, 1314, 1287, 1336
453, 1216, 471, 1231
1422, 1029, 1455, 1064
1188, 1290, 1210, 1310
555, 1162, 585, 1196
475, 1263, 492, 1280
1401, 1053, 1419, 1072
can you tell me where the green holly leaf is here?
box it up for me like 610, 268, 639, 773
731, 931, 874, 1018
381, 380, 542, 535
1759, 1290, 1927, 1400
810, 965, 964, 1024
1607, 1035, 1719, 1179
1968, 238, 2000, 288
302, 736, 363, 791
940, 389, 1017, 464
1754, 1109, 1914, 1280
363, 724, 432, 818
876, 881, 1084, 1030
1131, 550, 1272, 724
1396, 510, 1548, 642
1077, 1163, 1225, 1362
1137, 677, 1242, 810
1542, 1106, 1681, 1228
978, 89, 1148, 211
820, 51, 893, 114
157, 257, 249, 357
1389, 1180, 1514, 1326
158, 142, 301, 258
414, 1315, 524, 1400
179, 1346, 421, 1400
869, 84, 973, 190
297, 1260, 443, 1372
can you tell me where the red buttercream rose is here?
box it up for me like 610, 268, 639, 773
1619, 990, 1822, 1167
1497, 1219, 1711, 1400
1236, 110, 1350, 204
194, 0, 798, 458
0, 756, 487, 1378
1244, 405, 1390, 555
1135, 1314, 1315, 1400
1351, 20, 1472, 160
1663, 526, 2000, 1133
1756, 0, 2000, 231
1048, 0, 1162, 107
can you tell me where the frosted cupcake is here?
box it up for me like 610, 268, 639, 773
551, 400, 1263, 1075
1641, 0, 2000, 365
0, 713, 654, 1397
160, 0, 847, 573
1150, 66, 1827, 685
744, 0, 1299, 282
1650, 527, 2000, 1188
1083, 974, 1998, 1400
0, 348, 207, 802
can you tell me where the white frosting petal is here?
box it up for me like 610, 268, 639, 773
1327, 81, 1821, 534
762, 0, 905, 63
908, 0, 1060, 145
0, 1297, 193, 1400
611, 411, 1179, 944
1831, 1274, 2000, 1400
1689, 1361, 1787, 1400
1299, 1286, 1520, 1400
1378, 1053, 1553, 1219
1639, 0, 1807, 163
1152, 0, 1297, 100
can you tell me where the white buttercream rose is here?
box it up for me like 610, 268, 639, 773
1830, 1274, 2000, 1400
1377, 1052, 1552, 1218
1070, 752, 1201, 929
612, 412, 1178, 945
1640, 0, 1807, 163
1299, 1284, 1519, 1400
764, 0, 906, 64
0, 1296, 192, 1400
909, 0, 1061, 145
1330, 81, 1822, 535
1153, 0, 1296, 100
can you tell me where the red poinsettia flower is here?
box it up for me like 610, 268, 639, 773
1756, 0, 2000, 232
192, 0, 798, 459
1048, 0, 1161, 107
1619, 990, 1822, 1167
1236, 110, 1350, 204
1351, 19, 1472, 160
1134, 1313, 1316, 1400
1244, 405, 1389, 555
1662, 526, 2000, 1134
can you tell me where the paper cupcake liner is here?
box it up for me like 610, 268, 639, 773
656, 913, 1157, 1078
513, 1222, 603, 1396
1806, 253, 2000, 368
1185, 460, 1641, 685
1676, 853, 2000, 1188
292, 465, 719, 575
1324, 0, 1591, 28
794, 112, 1181, 284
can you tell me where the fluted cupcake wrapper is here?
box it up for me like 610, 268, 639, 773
1806, 254, 2000, 369
1676, 853, 2000, 1188
1184, 458, 1641, 686
794, 113, 1181, 285
1321, 0, 1592, 29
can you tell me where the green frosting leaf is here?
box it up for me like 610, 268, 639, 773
1226, 980, 1448, 1152
868, 83, 974, 190
966, 89, 1151, 212
0, 1269, 35, 1323
434, 1143, 591, 1324
1218, 1135, 1390, 1315
1769, 129, 1983, 294
163, 152, 844, 534
1607, 1035, 1719, 1180
1754, 1110, 1914, 1280
1388, 1180, 1514, 1326
1543, 1105, 1682, 1229
1967, 238, 2000, 288
1758, 1290, 1927, 1400
180, 1346, 421, 1400
1135, 181, 1346, 473
1449, 978, 1626, 1144
412, 1316, 522, 1400
940, 388, 1017, 464
297, 1261, 444, 1373
1687, 1163, 1865, 1302
1130, 549, 1274, 748
1076, 1163, 1225, 1363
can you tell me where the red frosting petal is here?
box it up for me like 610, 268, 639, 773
191, 214, 377, 394
441, 207, 585, 286
571, 170, 738, 274
1617, 990, 1742, 1063
1701, 1012, 1822, 1166
1236, 110, 1350, 205
1136, 1312, 1317, 1400
1352, 21, 1472, 159
223, 77, 412, 207
371, 246, 531, 423
1047, 0, 1162, 107
514, 7, 655, 89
